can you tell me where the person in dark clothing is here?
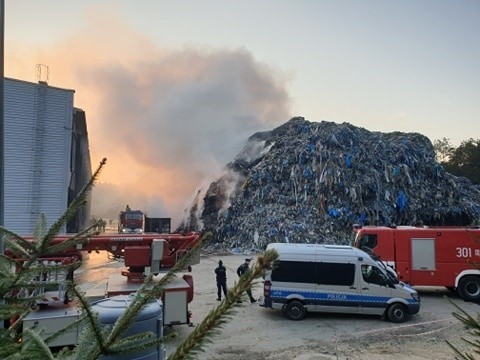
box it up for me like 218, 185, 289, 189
237, 258, 256, 303
215, 260, 228, 301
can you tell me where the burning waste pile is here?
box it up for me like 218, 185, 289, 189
179, 117, 480, 250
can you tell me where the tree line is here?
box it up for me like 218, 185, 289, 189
434, 138, 480, 185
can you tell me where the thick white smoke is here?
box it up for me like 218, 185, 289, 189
6, 9, 292, 227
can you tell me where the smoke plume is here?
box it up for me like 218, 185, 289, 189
6, 7, 292, 227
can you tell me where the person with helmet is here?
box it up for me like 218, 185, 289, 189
214, 260, 228, 301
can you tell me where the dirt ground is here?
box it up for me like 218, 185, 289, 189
79, 252, 480, 360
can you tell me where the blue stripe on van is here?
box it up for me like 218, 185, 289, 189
270, 289, 416, 308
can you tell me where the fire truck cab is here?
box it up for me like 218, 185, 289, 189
353, 225, 480, 302
118, 207, 145, 233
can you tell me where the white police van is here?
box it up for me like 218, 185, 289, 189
260, 243, 420, 323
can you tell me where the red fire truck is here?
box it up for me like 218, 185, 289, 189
118, 206, 171, 234
353, 225, 480, 302
118, 206, 145, 233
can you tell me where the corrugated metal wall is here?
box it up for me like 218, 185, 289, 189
4, 78, 75, 235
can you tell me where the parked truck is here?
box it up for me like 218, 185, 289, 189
353, 225, 480, 301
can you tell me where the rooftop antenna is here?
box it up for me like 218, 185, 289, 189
35, 64, 49, 84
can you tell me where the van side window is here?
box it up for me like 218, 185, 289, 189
316, 263, 355, 286
271, 261, 315, 283
361, 265, 387, 286
359, 234, 377, 251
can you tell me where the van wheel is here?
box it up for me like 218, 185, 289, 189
387, 303, 408, 323
458, 276, 480, 302
284, 300, 306, 321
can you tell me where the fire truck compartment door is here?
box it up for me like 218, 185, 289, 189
163, 285, 188, 325
151, 239, 166, 273
411, 238, 435, 270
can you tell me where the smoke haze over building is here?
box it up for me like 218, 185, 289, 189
6, 11, 291, 226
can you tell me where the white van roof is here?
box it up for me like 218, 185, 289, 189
266, 242, 370, 258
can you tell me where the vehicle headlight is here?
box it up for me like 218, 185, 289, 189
411, 293, 420, 302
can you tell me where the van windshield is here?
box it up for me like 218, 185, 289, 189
384, 265, 399, 284
361, 265, 390, 286
374, 260, 399, 284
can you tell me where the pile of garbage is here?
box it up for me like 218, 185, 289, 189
179, 117, 480, 250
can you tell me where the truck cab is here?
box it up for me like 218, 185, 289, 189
118, 209, 145, 233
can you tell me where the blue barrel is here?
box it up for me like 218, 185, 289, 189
92, 295, 164, 360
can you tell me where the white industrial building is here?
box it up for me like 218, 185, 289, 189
4, 77, 92, 235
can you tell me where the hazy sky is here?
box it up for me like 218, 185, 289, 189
4, 1, 480, 225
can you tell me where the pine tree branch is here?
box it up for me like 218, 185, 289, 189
446, 296, 480, 359
0, 303, 29, 319
71, 285, 106, 354
40, 158, 106, 250
445, 340, 473, 360
42, 229, 98, 256
0, 228, 36, 254
106, 332, 162, 354
0, 253, 21, 269
72, 232, 209, 359
103, 232, 208, 350
168, 249, 278, 360
0, 335, 21, 359
0, 158, 107, 360
43, 314, 88, 350
20, 328, 55, 360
